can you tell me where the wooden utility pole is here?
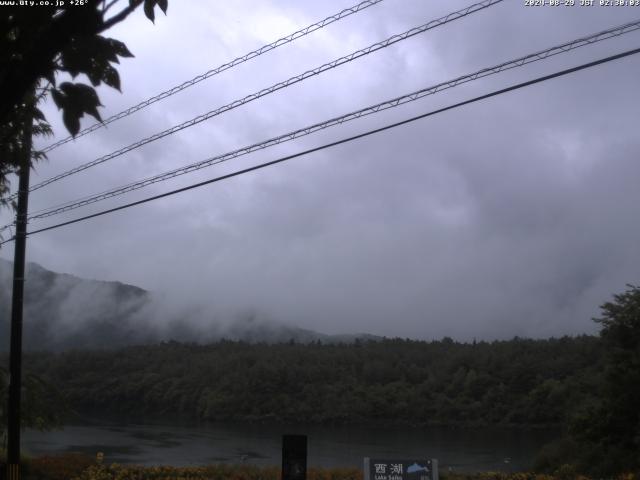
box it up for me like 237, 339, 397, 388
6, 114, 32, 480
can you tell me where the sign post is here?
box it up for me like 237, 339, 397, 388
282, 434, 307, 480
364, 458, 438, 480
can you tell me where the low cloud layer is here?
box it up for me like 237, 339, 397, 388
2, 1, 639, 341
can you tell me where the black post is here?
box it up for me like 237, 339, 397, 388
282, 434, 307, 480
6, 117, 32, 480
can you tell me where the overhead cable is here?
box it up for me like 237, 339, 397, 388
40, 0, 387, 153
1, 45, 636, 245
23, 19, 640, 222
19, 0, 504, 197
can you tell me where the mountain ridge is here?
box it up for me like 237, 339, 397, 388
0, 259, 379, 351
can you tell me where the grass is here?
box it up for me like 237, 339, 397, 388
0, 453, 637, 480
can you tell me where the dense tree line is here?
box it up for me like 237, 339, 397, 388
18, 335, 604, 428
567, 285, 640, 475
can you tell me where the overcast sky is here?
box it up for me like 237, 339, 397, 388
1, 0, 639, 340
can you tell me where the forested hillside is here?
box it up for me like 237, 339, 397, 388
21, 336, 603, 427
0, 260, 378, 349
0, 259, 152, 350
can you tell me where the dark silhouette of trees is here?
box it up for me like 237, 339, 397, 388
0, 0, 168, 208
16, 336, 604, 428
570, 284, 640, 476
0, 365, 67, 440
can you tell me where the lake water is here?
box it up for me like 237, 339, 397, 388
23, 417, 558, 473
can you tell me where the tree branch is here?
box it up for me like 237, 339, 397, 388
100, 0, 143, 32
102, 0, 120, 15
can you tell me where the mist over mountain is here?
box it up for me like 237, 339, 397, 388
0, 259, 376, 351
0, 258, 152, 350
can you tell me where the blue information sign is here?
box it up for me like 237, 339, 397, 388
364, 458, 438, 480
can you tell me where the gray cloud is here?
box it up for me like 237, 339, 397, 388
2, 0, 639, 341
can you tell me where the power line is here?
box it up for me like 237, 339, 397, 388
40, 0, 386, 154
2, 45, 637, 246
22, 18, 640, 222
17, 0, 503, 197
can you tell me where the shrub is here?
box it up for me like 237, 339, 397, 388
25, 453, 95, 480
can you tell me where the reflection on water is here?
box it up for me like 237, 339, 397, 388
22, 417, 558, 472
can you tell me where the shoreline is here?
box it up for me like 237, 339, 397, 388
2, 454, 636, 480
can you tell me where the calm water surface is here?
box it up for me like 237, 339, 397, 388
23, 417, 558, 473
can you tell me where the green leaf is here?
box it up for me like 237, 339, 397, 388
144, 0, 155, 23
50, 88, 64, 109
57, 82, 103, 135
62, 108, 80, 136
60, 36, 133, 89
102, 65, 121, 91
60, 39, 86, 78
44, 68, 56, 87
107, 38, 135, 59
32, 107, 46, 121
157, 0, 168, 14
71, 84, 103, 121
86, 64, 103, 87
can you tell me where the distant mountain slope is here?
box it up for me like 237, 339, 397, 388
0, 259, 378, 351
0, 258, 153, 351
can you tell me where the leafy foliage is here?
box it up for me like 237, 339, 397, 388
25, 453, 95, 480
71, 463, 282, 480
17, 336, 604, 428
0, 0, 168, 212
7, 460, 632, 480
50, 31, 137, 135
59, 35, 133, 89
0, 99, 52, 210
0, 365, 68, 440
568, 285, 640, 476
51, 82, 104, 136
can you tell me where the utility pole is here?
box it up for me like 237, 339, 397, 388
6, 112, 32, 480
